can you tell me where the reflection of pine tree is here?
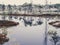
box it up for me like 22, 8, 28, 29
48, 31, 60, 45
8, 16, 12, 20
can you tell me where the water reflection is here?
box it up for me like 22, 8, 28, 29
36, 17, 43, 25
23, 17, 33, 26
14, 16, 18, 19
19, 17, 22, 20
5, 16, 43, 27
22, 17, 43, 26
0, 15, 60, 45
8, 16, 12, 20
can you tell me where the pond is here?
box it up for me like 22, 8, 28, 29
0, 15, 60, 45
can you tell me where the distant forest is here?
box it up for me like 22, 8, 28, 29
0, 3, 60, 8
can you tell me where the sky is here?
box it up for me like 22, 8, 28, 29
0, 0, 60, 5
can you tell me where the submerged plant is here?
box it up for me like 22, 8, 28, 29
1, 26, 8, 35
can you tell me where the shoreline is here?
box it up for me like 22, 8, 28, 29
0, 13, 60, 17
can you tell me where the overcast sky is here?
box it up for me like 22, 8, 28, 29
0, 0, 60, 5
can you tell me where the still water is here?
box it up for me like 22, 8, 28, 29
0, 15, 60, 45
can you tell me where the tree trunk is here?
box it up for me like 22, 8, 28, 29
54, 42, 56, 45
